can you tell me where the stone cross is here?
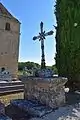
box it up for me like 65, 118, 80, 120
33, 21, 53, 69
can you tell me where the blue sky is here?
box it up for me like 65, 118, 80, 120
1, 0, 56, 66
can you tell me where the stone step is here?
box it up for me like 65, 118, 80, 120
10, 99, 53, 117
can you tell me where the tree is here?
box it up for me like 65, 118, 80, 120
25, 61, 40, 70
46, 65, 58, 74
55, 0, 80, 90
18, 62, 26, 71
51, 65, 58, 74
18, 61, 40, 71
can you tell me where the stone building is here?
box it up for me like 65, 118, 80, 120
0, 3, 20, 78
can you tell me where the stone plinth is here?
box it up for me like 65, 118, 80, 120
23, 77, 67, 108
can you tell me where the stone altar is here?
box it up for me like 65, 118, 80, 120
23, 77, 67, 108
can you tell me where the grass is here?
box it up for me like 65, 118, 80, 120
0, 92, 24, 106
17, 71, 23, 75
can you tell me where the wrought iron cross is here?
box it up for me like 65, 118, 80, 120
33, 21, 53, 69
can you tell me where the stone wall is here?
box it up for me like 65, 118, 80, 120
0, 15, 20, 78
24, 77, 67, 108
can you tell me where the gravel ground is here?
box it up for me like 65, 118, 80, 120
30, 103, 80, 120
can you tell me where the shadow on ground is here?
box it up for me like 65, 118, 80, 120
5, 105, 32, 120
65, 91, 80, 105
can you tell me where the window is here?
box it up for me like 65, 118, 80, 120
5, 22, 10, 31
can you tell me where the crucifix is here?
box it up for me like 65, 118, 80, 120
33, 21, 53, 69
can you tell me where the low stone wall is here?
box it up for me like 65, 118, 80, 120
23, 77, 67, 108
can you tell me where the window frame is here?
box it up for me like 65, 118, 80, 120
5, 22, 10, 31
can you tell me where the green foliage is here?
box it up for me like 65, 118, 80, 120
55, 0, 80, 83
46, 65, 58, 74
18, 61, 40, 71
51, 65, 58, 74
18, 61, 58, 75
18, 62, 25, 71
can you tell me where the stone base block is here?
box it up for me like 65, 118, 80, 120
23, 77, 68, 108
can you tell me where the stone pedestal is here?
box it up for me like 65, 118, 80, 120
23, 77, 67, 108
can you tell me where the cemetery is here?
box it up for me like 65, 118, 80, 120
4, 18, 80, 119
